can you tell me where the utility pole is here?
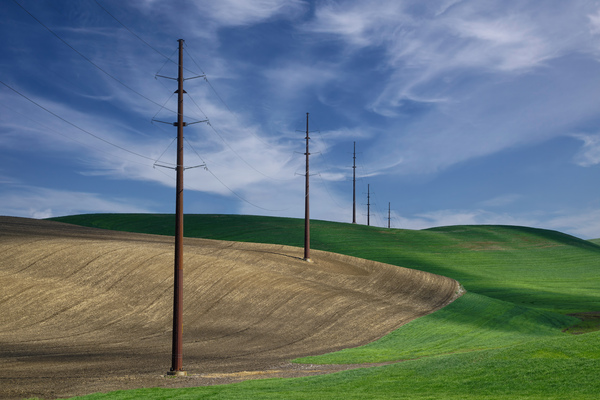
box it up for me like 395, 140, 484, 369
304, 113, 311, 261
388, 202, 391, 229
154, 39, 206, 376
352, 141, 356, 224
170, 38, 186, 377
367, 184, 371, 226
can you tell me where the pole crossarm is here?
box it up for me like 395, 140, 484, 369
154, 162, 206, 170
184, 164, 206, 170
152, 119, 174, 125
155, 74, 177, 80
184, 75, 206, 81
156, 74, 205, 81
185, 119, 208, 126
152, 118, 208, 126
153, 162, 176, 170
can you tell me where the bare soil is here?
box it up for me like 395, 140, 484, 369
0, 216, 460, 399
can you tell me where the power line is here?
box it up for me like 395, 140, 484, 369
303, 116, 347, 212
184, 47, 278, 149
205, 166, 292, 212
1, 80, 157, 162
185, 91, 294, 182
12, 0, 178, 115
93, 0, 168, 60
151, 91, 176, 124
93, 0, 202, 78
312, 151, 346, 211
315, 172, 346, 210
154, 137, 178, 167
103, 19, 294, 183
11, 1, 294, 213
0, 100, 152, 168
183, 47, 206, 76
183, 137, 292, 212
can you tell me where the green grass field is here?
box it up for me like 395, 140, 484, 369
50, 214, 600, 399
52, 214, 600, 313
70, 331, 600, 400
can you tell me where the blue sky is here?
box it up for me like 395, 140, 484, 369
3, 0, 600, 238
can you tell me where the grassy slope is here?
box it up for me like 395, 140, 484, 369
74, 332, 600, 400
296, 292, 577, 364
52, 214, 600, 313
49, 214, 600, 399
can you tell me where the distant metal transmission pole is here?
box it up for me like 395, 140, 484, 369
388, 202, 391, 229
352, 142, 356, 224
304, 112, 311, 261
367, 184, 371, 226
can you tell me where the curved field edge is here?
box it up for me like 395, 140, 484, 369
50, 214, 600, 313
1, 216, 463, 399
70, 332, 600, 400
294, 292, 579, 364
47, 214, 600, 398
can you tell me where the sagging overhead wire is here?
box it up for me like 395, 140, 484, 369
93, 0, 165, 60
315, 172, 346, 211
151, 91, 176, 126
93, 0, 199, 77
183, 47, 278, 150
203, 166, 292, 212
154, 47, 179, 79
0, 80, 157, 163
185, 91, 295, 182
179, 138, 292, 212
302, 115, 347, 211
12, 0, 178, 116
93, 2, 295, 184
153, 137, 178, 169
0, 100, 151, 168
18, 0, 292, 212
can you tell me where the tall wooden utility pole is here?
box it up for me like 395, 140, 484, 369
170, 38, 186, 376
367, 184, 371, 226
352, 141, 356, 224
304, 112, 311, 261
154, 39, 205, 376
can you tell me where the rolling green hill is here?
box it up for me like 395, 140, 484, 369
588, 238, 600, 246
49, 214, 600, 399
51, 214, 600, 313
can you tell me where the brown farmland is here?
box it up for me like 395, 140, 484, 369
0, 216, 460, 399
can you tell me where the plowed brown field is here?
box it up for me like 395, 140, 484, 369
0, 216, 460, 399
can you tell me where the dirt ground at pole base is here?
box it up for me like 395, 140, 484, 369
0, 216, 461, 399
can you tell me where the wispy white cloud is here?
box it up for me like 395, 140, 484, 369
572, 133, 600, 167
544, 209, 600, 239
0, 185, 153, 218
200, 0, 307, 27
387, 206, 600, 239
588, 8, 600, 35
263, 62, 341, 104
306, 0, 407, 47
4, 0, 600, 240
0, 66, 302, 201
